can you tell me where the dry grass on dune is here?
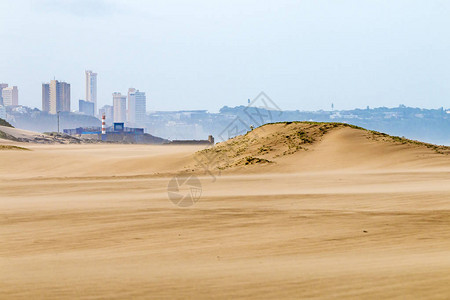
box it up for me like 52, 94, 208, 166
192, 122, 337, 171
0, 144, 29, 151
191, 122, 450, 173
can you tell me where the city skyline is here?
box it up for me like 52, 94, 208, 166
37, 69, 150, 126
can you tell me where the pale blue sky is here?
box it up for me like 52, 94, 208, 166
1, 0, 449, 112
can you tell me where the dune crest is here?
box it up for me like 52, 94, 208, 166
192, 122, 450, 173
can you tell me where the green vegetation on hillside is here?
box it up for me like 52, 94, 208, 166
0, 118, 13, 128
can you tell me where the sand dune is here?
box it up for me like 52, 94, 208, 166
191, 122, 450, 173
0, 125, 83, 144
0, 123, 449, 299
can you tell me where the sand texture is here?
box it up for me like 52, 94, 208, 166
1, 124, 449, 299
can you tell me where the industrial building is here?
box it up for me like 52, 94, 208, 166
63, 122, 166, 144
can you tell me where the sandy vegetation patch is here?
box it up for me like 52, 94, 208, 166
0, 145, 30, 151
192, 122, 333, 171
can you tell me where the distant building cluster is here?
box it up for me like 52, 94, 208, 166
32, 70, 149, 128
0, 83, 19, 119
41, 73, 88, 116
101, 88, 146, 127
81, 70, 148, 128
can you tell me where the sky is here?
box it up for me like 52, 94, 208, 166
1, 0, 449, 112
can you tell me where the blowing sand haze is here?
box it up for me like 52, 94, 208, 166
1, 122, 449, 299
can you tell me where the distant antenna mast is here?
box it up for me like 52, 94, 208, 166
57, 111, 60, 133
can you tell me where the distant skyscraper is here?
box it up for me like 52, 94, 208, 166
127, 88, 136, 124
0, 83, 8, 106
99, 105, 114, 125
85, 70, 97, 113
42, 80, 70, 114
134, 90, 147, 125
50, 80, 70, 114
113, 92, 126, 123
79, 99, 95, 116
42, 83, 50, 112
127, 88, 147, 125
1, 86, 18, 106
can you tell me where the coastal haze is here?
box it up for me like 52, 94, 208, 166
1, 1, 450, 299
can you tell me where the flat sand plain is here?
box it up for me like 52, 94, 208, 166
1, 128, 449, 299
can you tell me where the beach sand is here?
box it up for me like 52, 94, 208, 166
1, 127, 449, 299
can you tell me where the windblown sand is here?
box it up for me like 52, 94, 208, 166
1, 127, 449, 299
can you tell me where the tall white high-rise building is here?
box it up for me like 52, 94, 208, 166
127, 88, 136, 124
113, 92, 126, 123
42, 83, 50, 112
1, 86, 18, 106
128, 88, 147, 126
135, 90, 146, 125
85, 70, 97, 113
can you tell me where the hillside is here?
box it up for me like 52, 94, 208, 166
192, 122, 450, 173
0, 118, 13, 128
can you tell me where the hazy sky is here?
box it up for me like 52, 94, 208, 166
1, 0, 449, 112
